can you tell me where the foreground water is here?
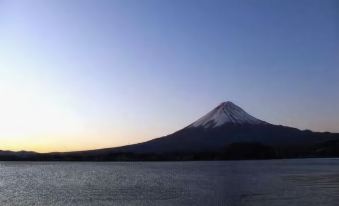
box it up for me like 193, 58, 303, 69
0, 159, 339, 206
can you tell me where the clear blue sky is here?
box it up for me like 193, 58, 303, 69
0, 0, 338, 152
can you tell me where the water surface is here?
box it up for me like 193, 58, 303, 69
0, 159, 339, 206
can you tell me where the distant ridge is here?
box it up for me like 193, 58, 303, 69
1, 101, 339, 161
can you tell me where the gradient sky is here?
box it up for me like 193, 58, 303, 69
0, 0, 338, 152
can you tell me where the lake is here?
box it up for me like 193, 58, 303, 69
0, 159, 339, 206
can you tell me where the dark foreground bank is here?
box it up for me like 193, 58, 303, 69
1, 140, 339, 161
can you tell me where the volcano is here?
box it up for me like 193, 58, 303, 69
2, 101, 339, 161
74, 101, 339, 159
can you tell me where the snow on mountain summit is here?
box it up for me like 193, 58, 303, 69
189, 101, 267, 128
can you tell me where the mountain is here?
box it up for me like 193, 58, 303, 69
95, 101, 336, 155
1, 101, 339, 161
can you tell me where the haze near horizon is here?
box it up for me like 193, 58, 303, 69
0, 0, 338, 152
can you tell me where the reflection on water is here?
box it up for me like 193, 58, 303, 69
0, 159, 339, 206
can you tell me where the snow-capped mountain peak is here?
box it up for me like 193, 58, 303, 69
189, 101, 267, 128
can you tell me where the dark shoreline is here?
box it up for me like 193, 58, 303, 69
2, 140, 339, 161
